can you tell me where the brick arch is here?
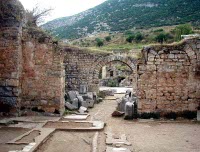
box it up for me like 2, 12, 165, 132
89, 55, 137, 91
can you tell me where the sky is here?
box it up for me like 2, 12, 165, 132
19, 0, 107, 23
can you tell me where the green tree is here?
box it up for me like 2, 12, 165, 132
126, 35, 134, 43
95, 38, 104, 47
174, 24, 193, 41
105, 36, 111, 42
135, 32, 143, 43
155, 32, 170, 44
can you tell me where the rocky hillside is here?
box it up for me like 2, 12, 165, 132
42, 0, 200, 39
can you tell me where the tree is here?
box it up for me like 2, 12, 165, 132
174, 24, 193, 41
105, 36, 111, 42
135, 32, 143, 43
95, 38, 104, 47
126, 35, 134, 43
155, 32, 170, 44
26, 5, 53, 26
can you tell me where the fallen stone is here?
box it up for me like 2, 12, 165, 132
124, 102, 134, 120
65, 102, 78, 110
98, 98, 103, 103
112, 110, 125, 117
86, 99, 95, 108
79, 106, 87, 114
64, 114, 89, 120
106, 147, 131, 152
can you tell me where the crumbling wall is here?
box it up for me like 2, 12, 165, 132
0, 0, 24, 114
0, 0, 65, 115
138, 39, 200, 114
64, 47, 109, 92
63, 47, 137, 92
20, 28, 65, 114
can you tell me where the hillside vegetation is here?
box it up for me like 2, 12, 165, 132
42, 0, 200, 40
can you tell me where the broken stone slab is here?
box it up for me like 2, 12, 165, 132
72, 98, 79, 109
0, 119, 15, 125
68, 91, 77, 101
7, 128, 55, 152
43, 121, 105, 131
92, 132, 99, 152
98, 98, 103, 103
112, 110, 125, 117
106, 147, 131, 152
86, 99, 95, 108
105, 133, 132, 147
65, 102, 78, 110
79, 106, 88, 114
77, 95, 89, 108
64, 114, 89, 120
105, 96, 117, 100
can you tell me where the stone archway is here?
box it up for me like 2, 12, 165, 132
89, 55, 138, 92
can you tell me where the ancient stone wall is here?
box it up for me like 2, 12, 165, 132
20, 28, 65, 114
64, 47, 110, 92
137, 39, 200, 114
63, 47, 137, 92
0, 0, 24, 113
0, 0, 65, 115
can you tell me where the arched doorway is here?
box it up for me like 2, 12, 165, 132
89, 55, 137, 93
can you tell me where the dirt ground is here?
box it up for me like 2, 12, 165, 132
1, 94, 200, 152
0, 127, 30, 152
37, 131, 95, 152
35, 94, 200, 152
88, 94, 200, 152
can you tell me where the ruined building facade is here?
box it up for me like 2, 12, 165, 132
0, 0, 200, 115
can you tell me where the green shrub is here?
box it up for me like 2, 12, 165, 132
173, 24, 194, 41
95, 38, 104, 47
155, 32, 170, 44
135, 32, 144, 43
105, 36, 111, 42
107, 79, 118, 87
126, 35, 134, 43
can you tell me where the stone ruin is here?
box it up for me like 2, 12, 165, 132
0, 0, 200, 117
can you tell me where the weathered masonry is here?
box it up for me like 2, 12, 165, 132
0, 0, 200, 115
64, 47, 137, 92
137, 40, 200, 113
0, 0, 65, 115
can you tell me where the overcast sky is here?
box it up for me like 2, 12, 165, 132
19, 0, 107, 22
